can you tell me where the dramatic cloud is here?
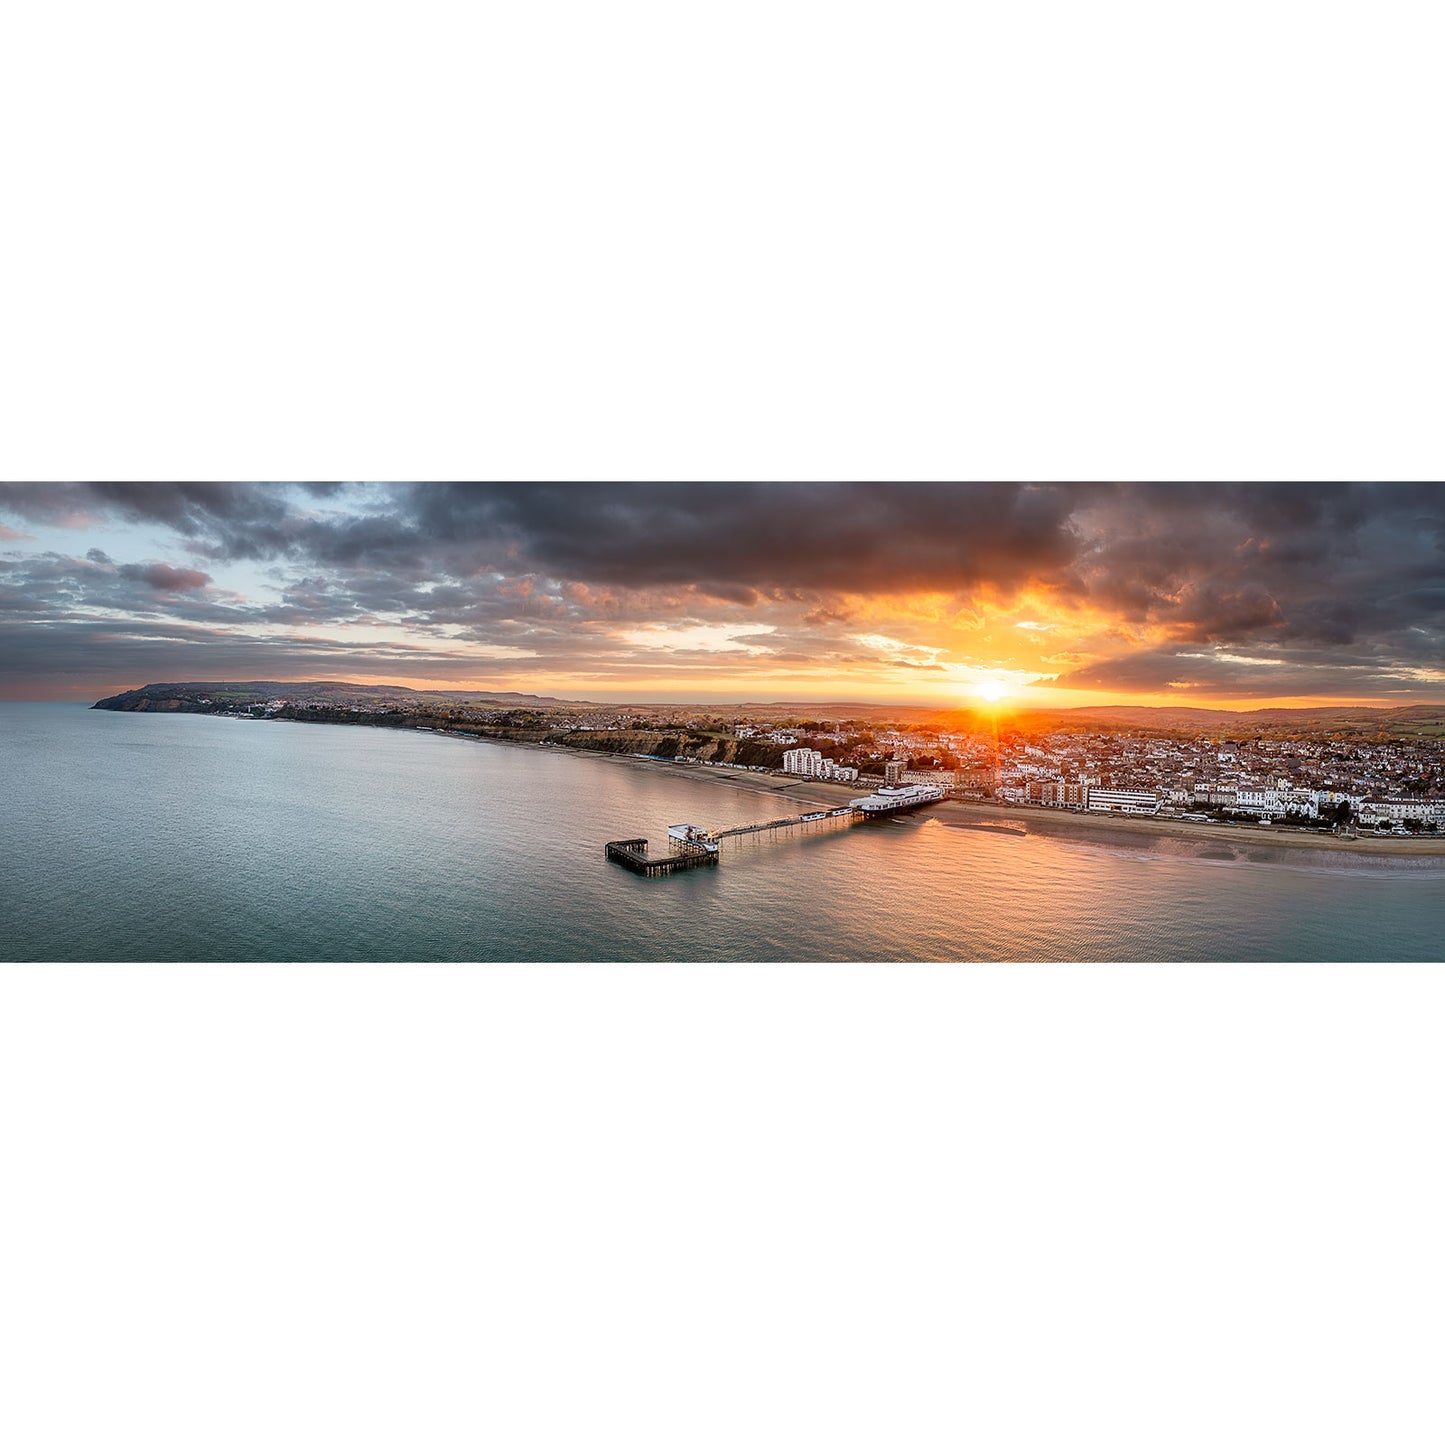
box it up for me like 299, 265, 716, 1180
2, 481, 1443, 703
118, 562, 213, 592
0, 481, 1090, 593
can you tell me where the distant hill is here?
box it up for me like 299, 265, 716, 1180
1051, 703, 1445, 736
908, 700, 1445, 738
1061, 702, 1443, 726
91, 680, 594, 711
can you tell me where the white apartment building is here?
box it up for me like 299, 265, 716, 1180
782, 748, 858, 784
783, 747, 825, 777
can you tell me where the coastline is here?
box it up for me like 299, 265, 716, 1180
939, 800, 1445, 858
458, 730, 1445, 859
182, 711, 1445, 861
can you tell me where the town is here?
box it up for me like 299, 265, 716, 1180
719, 715, 1443, 834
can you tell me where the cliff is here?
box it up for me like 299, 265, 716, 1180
547, 729, 786, 768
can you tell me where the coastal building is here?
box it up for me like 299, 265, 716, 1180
902, 769, 953, 788
782, 748, 858, 785
885, 759, 905, 786
1194, 786, 1238, 808
1234, 787, 1285, 819
956, 764, 999, 795
1358, 796, 1443, 825
1085, 787, 1161, 815
783, 747, 825, 777
1028, 780, 1086, 808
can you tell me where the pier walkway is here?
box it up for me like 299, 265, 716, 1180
709, 805, 862, 840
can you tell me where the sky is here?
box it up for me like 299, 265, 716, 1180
2, 481, 1443, 708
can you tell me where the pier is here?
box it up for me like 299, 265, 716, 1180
605, 788, 944, 876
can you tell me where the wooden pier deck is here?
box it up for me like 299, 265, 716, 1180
604, 837, 720, 875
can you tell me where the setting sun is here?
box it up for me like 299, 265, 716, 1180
979, 680, 1007, 703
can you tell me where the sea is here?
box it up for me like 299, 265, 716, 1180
2, 702, 1442, 962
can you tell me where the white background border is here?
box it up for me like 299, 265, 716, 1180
4, 3, 1444, 1441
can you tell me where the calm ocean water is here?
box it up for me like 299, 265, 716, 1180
2, 702, 1441, 961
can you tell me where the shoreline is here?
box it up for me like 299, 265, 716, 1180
505, 738, 1445, 859
452, 729, 1445, 859
939, 800, 1445, 857
171, 711, 1445, 861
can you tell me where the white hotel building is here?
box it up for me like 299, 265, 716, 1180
1233, 787, 1285, 818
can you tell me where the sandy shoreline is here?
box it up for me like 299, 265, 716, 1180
941, 801, 1445, 856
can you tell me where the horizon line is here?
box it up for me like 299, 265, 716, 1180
17, 681, 1445, 716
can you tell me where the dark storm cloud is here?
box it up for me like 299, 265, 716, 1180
1059, 482, 1445, 674
0, 481, 1092, 591
0, 481, 296, 546
1053, 645, 1439, 699
403, 482, 1094, 597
